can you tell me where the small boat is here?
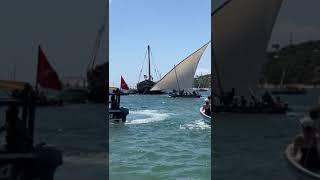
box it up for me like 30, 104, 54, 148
285, 143, 320, 180
200, 107, 211, 125
0, 84, 62, 179
150, 42, 210, 98
109, 92, 129, 123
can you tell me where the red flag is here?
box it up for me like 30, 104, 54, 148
36, 46, 62, 90
120, 76, 129, 90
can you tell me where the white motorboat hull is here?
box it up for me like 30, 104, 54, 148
200, 107, 211, 125
285, 143, 320, 180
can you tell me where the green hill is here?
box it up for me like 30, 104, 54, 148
261, 40, 320, 85
193, 74, 211, 88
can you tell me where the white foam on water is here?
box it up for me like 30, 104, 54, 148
126, 109, 170, 124
180, 119, 211, 130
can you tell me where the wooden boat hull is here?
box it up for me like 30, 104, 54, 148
0, 145, 62, 179
137, 80, 163, 94
285, 143, 320, 180
213, 106, 288, 114
200, 107, 211, 125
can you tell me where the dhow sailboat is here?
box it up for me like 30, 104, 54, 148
211, 0, 288, 114
150, 42, 210, 98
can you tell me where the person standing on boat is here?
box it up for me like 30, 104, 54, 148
114, 88, 121, 109
110, 94, 116, 110
292, 116, 320, 169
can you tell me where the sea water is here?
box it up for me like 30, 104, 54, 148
213, 89, 319, 180
109, 94, 211, 180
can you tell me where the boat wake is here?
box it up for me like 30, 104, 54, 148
126, 110, 170, 124
180, 119, 211, 130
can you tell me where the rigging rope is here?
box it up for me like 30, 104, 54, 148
138, 48, 148, 83
150, 49, 161, 80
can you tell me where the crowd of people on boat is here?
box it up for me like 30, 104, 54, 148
292, 106, 320, 170
216, 88, 287, 109
171, 89, 200, 96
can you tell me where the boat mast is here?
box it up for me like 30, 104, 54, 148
87, 3, 107, 73
174, 65, 181, 91
279, 68, 287, 87
11, 59, 16, 81
148, 45, 151, 81
289, 32, 294, 46
212, 45, 223, 96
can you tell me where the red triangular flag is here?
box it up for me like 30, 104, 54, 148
120, 76, 129, 90
36, 46, 62, 90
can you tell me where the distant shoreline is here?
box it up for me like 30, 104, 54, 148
258, 84, 320, 89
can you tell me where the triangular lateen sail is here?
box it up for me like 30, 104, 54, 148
36, 46, 62, 90
120, 76, 129, 90
212, 0, 283, 97
150, 42, 210, 91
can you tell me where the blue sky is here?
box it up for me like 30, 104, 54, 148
109, 0, 211, 88
1, 0, 320, 84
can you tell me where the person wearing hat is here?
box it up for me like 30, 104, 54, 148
203, 99, 211, 116
293, 116, 320, 169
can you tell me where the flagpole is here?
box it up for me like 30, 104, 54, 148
35, 45, 40, 94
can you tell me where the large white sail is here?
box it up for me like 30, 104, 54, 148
150, 42, 210, 91
212, 0, 283, 97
